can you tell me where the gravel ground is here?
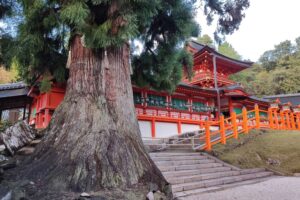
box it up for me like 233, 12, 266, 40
183, 177, 300, 200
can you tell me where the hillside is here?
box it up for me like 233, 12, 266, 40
230, 38, 300, 96
210, 129, 300, 175
0, 66, 18, 84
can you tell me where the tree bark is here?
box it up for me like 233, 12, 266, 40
4, 36, 171, 199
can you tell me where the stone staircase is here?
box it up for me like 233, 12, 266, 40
149, 152, 273, 199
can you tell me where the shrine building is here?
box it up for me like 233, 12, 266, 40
28, 41, 270, 138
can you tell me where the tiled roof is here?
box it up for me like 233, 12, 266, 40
0, 82, 29, 98
264, 94, 300, 105
0, 81, 27, 91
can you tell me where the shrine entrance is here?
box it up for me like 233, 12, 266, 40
0, 82, 32, 123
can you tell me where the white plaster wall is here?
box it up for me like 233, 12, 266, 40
138, 121, 152, 138
181, 124, 200, 133
156, 122, 178, 138
138, 121, 202, 138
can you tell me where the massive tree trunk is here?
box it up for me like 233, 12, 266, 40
4, 36, 171, 199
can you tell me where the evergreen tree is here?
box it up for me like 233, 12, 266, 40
218, 41, 241, 60
3, 0, 250, 199
197, 34, 215, 48
233, 37, 300, 96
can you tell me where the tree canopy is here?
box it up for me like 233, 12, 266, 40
218, 41, 241, 60
231, 37, 300, 96
1, 0, 250, 92
197, 34, 215, 48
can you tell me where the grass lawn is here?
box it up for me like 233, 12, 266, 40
209, 129, 300, 175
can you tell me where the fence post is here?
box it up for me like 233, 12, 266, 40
268, 108, 274, 129
254, 104, 260, 129
242, 107, 249, 134
286, 112, 291, 130
231, 112, 238, 139
151, 118, 156, 138
220, 115, 226, 144
280, 111, 285, 130
290, 113, 296, 130
177, 121, 182, 135
274, 110, 279, 129
205, 120, 211, 151
297, 114, 300, 130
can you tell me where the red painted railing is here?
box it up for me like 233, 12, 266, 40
203, 104, 300, 151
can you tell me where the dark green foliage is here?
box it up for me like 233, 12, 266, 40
0, 0, 14, 19
203, 0, 250, 42
40, 78, 52, 93
259, 40, 295, 71
4, 0, 249, 91
0, 34, 15, 68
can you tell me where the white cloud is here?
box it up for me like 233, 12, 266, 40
196, 0, 300, 61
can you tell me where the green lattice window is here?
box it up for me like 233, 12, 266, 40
192, 102, 204, 112
259, 112, 268, 118
233, 108, 242, 115
147, 94, 166, 107
192, 102, 214, 112
133, 92, 142, 105
172, 98, 188, 110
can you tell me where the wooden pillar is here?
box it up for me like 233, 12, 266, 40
242, 107, 249, 134
144, 91, 148, 108
220, 115, 226, 144
151, 118, 156, 138
268, 108, 274, 129
280, 111, 285, 130
44, 109, 51, 128
188, 98, 193, 112
177, 121, 182, 135
274, 110, 279, 129
215, 100, 219, 120
254, 104, 260, 129
228, 97, 233, 115
22, 105, 26, 120
297, 114, 300, 130
27, 103, 32, 123
231, 112, 238, 139
290, 113, 296, 130
205, 120, 211, 151
285, 112, 291, 130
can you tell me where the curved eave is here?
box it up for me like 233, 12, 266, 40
195, 46, 253, 68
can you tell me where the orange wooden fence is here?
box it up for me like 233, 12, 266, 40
204, 104, 300, 151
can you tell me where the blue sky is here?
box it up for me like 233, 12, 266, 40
196, 0, 300, 62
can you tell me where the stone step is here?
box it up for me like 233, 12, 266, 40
240, 168, 266, 174
155, 159, 215, 166
162, 149, 196, 153
150, 152, 202, 157
172, 171, 273, 193
159, 163, 223, 172
174, 176, 273, 199
151, 155, 207, 161
167, 170, 241, 184
163, 167, 233, 178
166, 168, 266, 184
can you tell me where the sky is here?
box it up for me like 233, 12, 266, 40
196, 0, 300, 62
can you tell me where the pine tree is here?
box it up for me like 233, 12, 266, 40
3, 0, 250, 199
